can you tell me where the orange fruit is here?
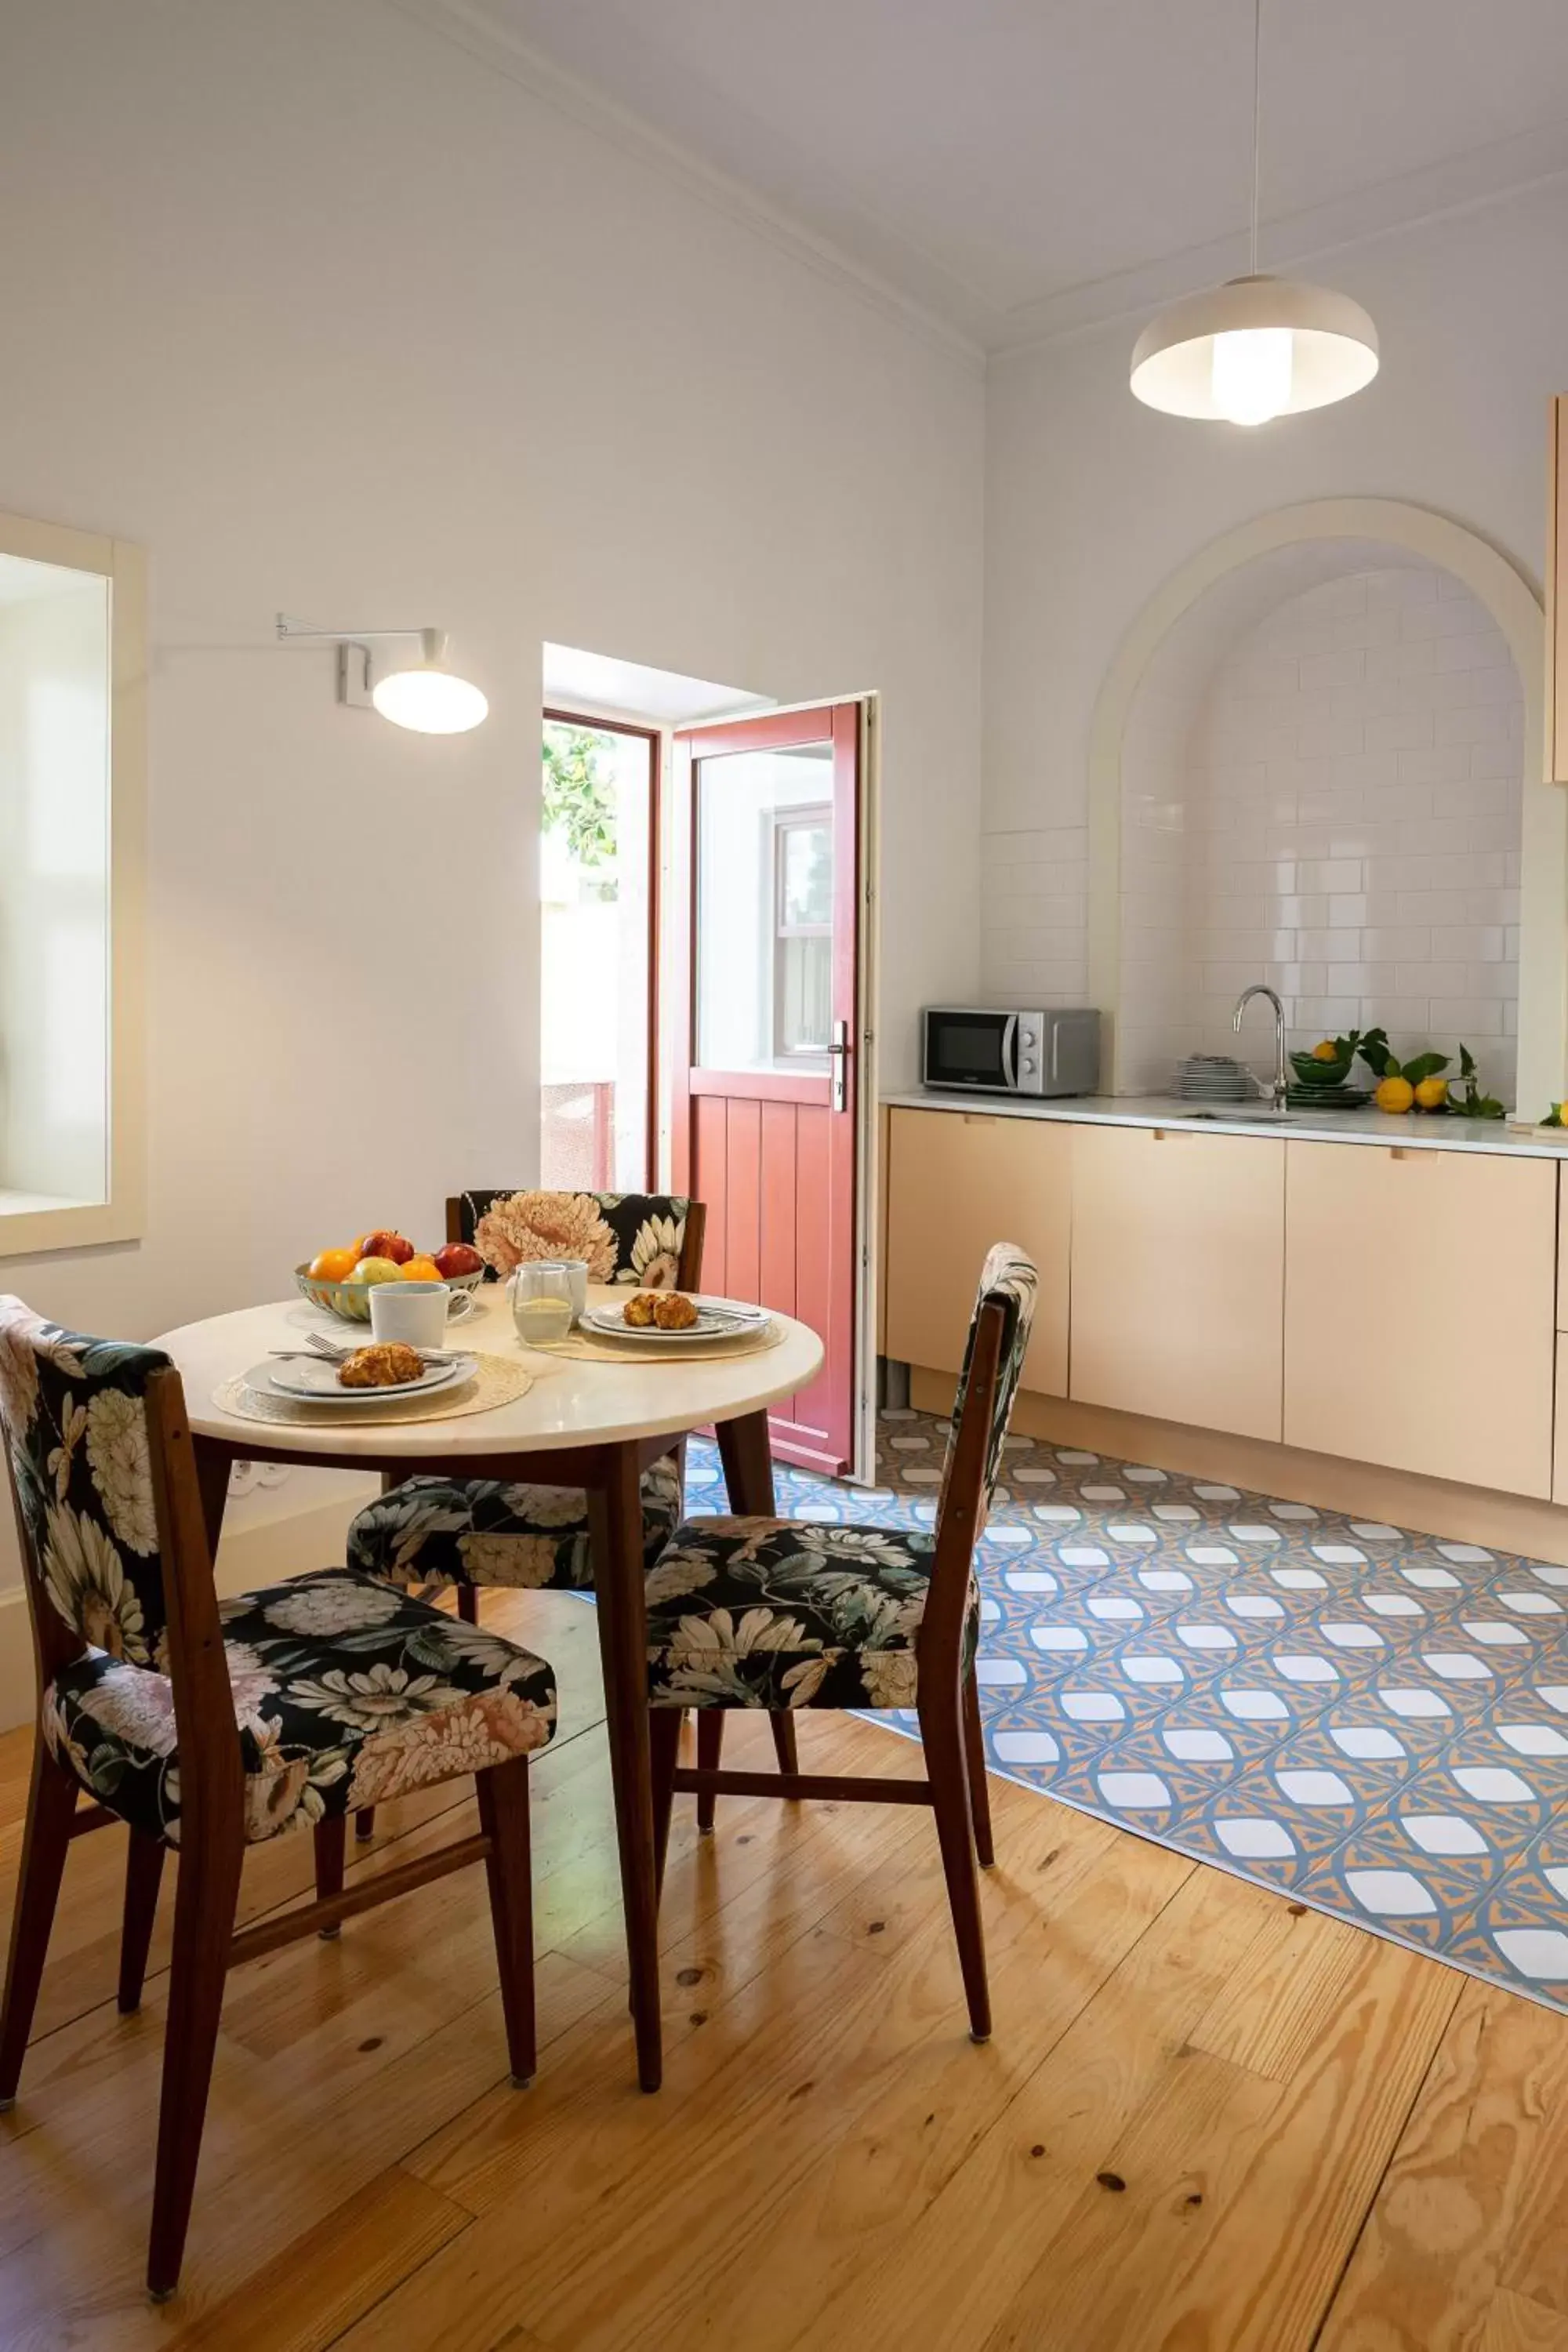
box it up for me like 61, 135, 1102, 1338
1311, 1040, 1339, 1062
401, 1255, 441, 1282
1374, 1076, 1414, 1114
1414, 1076, 1449, 1111
308, 1246, 358, 1283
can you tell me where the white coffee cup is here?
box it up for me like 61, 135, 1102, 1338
368, 1281, 450, 1352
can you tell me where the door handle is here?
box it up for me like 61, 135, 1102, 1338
828, 1018, 850, 1113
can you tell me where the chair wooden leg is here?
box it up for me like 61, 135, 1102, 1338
147, 1811, 245, 2300
313, 1815, 347, 1939
919, 1693, 992, 2043
769, 1712, 799, 1775
695, 1712, 724, 1832
119, 1831, 167, 2013
354, 1808, 376, 1841
649, 1709, 683, 1903
476, 1755, 535, 2088
963, 1671, 994, 1868
458, 1584, 479, 1625
0, 1745, 78, 2105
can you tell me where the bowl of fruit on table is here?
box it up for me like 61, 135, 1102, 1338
296, 1231, 487, 1323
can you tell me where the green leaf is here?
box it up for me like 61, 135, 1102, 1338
1402, 1052, 1450, 1084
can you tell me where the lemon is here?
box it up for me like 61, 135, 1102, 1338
1414, 1076, 1449, 1111
1374, 1076, 1414, 1114
1311, 1040, 1339, 1062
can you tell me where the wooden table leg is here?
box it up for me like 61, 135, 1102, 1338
193, 1440, 235, 1561
713, 1411, 798, 1776
715, 1409, 777, 1516
585, 1442, 663, 2092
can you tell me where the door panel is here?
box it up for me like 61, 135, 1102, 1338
673, 702, 860, 1473
1285, 1141, 1555, 1497
1069, 1123, 1285, 1439
884, 1109, 1070, 1397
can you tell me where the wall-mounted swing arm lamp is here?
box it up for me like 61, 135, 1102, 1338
274, 612, 489, 734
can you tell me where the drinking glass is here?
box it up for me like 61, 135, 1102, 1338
510, 1262, 575, 1348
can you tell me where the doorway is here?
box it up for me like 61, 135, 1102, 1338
539, 710, 658, 1190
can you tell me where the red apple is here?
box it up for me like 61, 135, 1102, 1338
433, 1241, 483, 1279
358, 1229, 414, 1266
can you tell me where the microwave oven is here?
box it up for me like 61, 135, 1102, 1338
921, 1006, 1100, 1098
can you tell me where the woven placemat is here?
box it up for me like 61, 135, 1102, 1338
521, 1317, 789, 1374
531, 1316, 788, 1367
214, 1352, 533, 1429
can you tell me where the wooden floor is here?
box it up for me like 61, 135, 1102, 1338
2, 1585, 1567, 2350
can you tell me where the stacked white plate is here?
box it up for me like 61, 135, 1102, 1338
1172, 1053, 1253, 1103
579, 1297, 771, 1348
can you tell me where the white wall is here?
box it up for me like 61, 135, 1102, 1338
982, 180, 1568, 1032
0, 0, 983, 1618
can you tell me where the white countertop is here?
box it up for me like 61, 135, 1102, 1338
884, 1091, 1568, 1160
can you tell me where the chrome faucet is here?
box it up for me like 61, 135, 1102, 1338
1232, 985, 1290, 1113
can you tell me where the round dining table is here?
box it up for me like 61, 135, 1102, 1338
151, 1283, 825, 2092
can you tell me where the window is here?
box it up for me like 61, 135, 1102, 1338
772, 807, 833, 1059
539, 714, 656, 1189
0, 514, 144, 1257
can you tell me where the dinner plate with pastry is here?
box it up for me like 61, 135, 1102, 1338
579, 1292, 771, 1346
251, 1345, 478, 1403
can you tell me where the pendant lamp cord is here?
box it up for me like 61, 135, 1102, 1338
1249, 0, 1262, 274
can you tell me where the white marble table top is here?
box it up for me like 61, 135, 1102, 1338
151, 1283, 824, 1461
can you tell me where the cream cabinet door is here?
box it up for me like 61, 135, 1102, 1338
884, 1109, 1070, 1396
1286, 1142, 1556, 1498
1068, 1123, 1285, 1439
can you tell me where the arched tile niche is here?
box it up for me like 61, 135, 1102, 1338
1086, 500, 1559, 1112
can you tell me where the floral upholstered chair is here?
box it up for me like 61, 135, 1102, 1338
0, 1297, 554, 2302
644, 1243, 1038, 2042
346, 1189, 705, 1608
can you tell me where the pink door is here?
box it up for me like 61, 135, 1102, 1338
672, 703, 860, 1474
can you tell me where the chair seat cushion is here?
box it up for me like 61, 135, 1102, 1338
644, 1517, 975, 1711
347, 1456, 684, 1592
41, 1570, 557, 1848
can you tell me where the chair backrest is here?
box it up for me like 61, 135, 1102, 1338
0, 1298, 176, 1676
0, 1295, 242, 1817
920, 1244, 1039, 1684
448, 1190, 705, 1290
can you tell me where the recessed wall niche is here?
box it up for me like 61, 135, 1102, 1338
1116, 539, 1526, 1105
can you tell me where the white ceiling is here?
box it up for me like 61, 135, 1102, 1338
411, 0, 1568, 350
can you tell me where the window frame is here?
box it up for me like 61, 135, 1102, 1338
770, 801, 833, 1063
0, 509, 147, 1261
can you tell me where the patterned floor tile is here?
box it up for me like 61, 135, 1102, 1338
688, 1410, 1568, 2015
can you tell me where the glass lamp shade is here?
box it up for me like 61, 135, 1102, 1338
371, 631, 488, 733
1131, 274, 1378, 425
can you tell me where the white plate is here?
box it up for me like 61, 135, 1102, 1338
580, 1297, 770, 1345
251, 1352, 477, 1404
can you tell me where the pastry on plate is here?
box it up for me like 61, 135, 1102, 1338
339, 1341, 426, 1388
652, 1290, 699, 1331
622, 1290, 659, 1327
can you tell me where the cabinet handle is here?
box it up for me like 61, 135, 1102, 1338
1152, 1128, 1196, 1141
963, 1114, 998, 1127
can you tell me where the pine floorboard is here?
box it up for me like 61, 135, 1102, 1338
0, 1583, 1563, 2349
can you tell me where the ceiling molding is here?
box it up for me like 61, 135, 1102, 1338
383, 0, 988, 374
990, 114, 1568, 358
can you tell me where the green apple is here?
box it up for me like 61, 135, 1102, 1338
347, 1256, 401, 1288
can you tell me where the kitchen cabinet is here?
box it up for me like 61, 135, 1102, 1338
1555, 1338, 1568, 1504
1549, 394, 1568, 785
1069, 1123, 1285, 1439
1285, 1142, 1555, 1498
884, 1107, 1070, 1394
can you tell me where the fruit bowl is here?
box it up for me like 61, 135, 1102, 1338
293, 1264, 486, 1324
